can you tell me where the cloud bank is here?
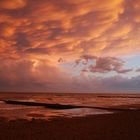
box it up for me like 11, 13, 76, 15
0, 0, 140, 92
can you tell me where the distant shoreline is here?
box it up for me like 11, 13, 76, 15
0, 91, 140, 95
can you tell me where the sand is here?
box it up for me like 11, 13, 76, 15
0, 111, 140, 140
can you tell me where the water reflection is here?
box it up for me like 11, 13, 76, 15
0, 93, 140, 120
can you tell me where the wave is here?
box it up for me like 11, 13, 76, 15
2, 100, 140, 112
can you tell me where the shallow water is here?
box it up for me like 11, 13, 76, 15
0, 93, 140, 120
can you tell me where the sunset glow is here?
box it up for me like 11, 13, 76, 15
0, 0, 140, 92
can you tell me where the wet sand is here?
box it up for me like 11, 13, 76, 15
0, 111, 140, 140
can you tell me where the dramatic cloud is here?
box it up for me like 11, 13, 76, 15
76, 55, 132, 74
0, 58, 73, 92
0, 58, 140, 93
0, 0, 27, 10
89, 57, 132, 74
136, 68, 140, 72
0, 0, 140, 92
0, 0, 136, 58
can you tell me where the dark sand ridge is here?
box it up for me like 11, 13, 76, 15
0, 110, 140, 140
2, 99, 140, 111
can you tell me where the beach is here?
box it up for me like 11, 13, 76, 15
0, 110, 140, 140
0, 0, 140, 139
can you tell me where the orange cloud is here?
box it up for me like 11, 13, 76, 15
1, 25, 16, 37
0, 0, 139, 60
0, 0, 140, 92
0, 0, 27, 10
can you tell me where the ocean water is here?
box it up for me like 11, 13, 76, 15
0, 93, 140, 120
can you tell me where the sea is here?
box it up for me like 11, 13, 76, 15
0, 92, 140, 120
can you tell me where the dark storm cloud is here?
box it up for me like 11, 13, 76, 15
16, 32, 30, 50
26, 48, 50, 54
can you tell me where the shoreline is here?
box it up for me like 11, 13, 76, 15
0, 111, 140, 140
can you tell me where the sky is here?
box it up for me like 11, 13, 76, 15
0, 0, 140, 93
